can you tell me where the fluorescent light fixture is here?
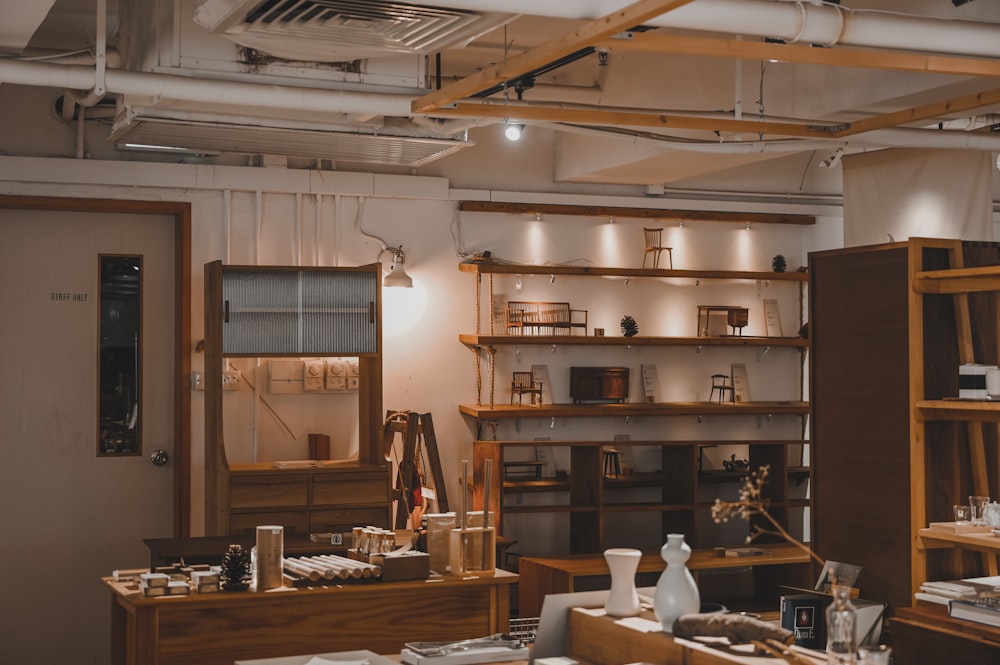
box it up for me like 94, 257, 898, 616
120, 142, 220, 155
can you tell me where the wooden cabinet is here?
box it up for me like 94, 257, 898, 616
809, 238, 1000, 613
460, 261, 811, 570
204, 261, 390, 536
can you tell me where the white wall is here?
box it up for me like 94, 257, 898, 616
0, 155, 842, 555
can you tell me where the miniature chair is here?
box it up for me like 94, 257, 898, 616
511, 371, 543, 406
642, 227, 673, 269
710, 374, 735, 403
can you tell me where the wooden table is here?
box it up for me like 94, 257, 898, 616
567, 606, 824, 665
518, 542, 812, 618
105, 570, 517, 665
889, 604, 1000, 665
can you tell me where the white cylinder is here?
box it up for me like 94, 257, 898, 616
256, 525, 284, 591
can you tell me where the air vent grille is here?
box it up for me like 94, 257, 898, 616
197, 0, 512, 60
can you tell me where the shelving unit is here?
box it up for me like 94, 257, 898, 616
460, 260, 811, 566
204, 261, 391, 536
810, 238, 1000, 613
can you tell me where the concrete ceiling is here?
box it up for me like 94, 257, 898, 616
2, 0, 1000, 195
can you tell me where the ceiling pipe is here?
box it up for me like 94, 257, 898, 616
61, 0, 107, 120
428, 0, 1000, 59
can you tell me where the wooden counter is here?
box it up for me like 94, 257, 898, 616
567, 606, 824, 665
106, 570, 517, 665
518, 542, 812, 618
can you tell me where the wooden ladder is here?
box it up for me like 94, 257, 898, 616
383, 411, 450, 528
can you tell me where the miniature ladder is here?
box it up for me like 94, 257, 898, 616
383, 411, 450, 529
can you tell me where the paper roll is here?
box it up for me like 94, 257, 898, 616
256, 525, 284, 590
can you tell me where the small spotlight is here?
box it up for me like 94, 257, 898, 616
504, 120, 524, 141
746, 222, 751, 231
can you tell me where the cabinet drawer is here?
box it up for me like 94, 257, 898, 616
310, 507, 390, 533
230, 475, 308, 508
313, 474, 388, 506
229, 510, 309, 535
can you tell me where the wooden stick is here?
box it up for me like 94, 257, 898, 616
282, 559, 320, 582
286, 557, 338, 581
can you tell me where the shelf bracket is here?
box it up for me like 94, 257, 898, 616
756, 346, 770, 362
696, 346, 704, 354
551, 344, 557, 354
550, 417, 556, 429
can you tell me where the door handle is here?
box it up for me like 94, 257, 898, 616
150, 449, 169, 466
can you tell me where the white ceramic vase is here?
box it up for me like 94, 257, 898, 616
653, 533, 700, 633
603, 548, 642, 617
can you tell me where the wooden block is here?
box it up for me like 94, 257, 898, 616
370, 551, 430, 582
308, 433, 331, 460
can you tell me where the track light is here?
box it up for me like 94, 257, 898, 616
381, 246, 413, 288
820, 147, 844, 168
504, 120, 524, 141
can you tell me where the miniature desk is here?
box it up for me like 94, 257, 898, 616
105, 570, 516, 665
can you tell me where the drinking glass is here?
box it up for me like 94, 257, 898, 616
970, 496, 990, 526
858, 645, 892, 664
954, 504, 972, 524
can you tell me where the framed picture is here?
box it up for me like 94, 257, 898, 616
764, 299, 783, 337
641, 364, 660, 403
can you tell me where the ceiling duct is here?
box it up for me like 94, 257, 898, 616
109, 111, 472, 166
194, 0, 514, 61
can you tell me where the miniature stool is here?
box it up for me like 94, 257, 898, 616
603, 448, 622, 478
710, 374, 735, 403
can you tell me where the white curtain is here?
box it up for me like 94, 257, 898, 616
843, 148, 992, 246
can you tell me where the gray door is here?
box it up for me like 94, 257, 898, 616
0, 207, 176, 663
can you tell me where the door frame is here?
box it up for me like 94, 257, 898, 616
0, 194, 192, 536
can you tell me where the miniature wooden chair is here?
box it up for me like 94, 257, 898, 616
642, 227, 673, 269
511, 371, 543, 406
710, 374, 735, 403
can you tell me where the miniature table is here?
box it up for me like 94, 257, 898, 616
105, 569, 516, 665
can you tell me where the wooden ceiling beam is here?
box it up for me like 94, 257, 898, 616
599, 32, 1000, 78
434, 102, 838, 138
411, 0, 697, 114
458, 201, 817, 225
831, 87, 1000, 138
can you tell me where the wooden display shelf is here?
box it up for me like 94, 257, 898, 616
460, 333, 808, 347
461, 401, 809, 419
918, 527, 1000, 554
459, 261, 809, 282
916, 399, 1000, 422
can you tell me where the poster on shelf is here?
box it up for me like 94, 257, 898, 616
531, 364, 554, 405
492, 294, 509, 334
641, 364, 660, 403
764, 299, 783, 337
731, 363, 750, 402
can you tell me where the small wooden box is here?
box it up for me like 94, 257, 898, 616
369, 551, 430, 582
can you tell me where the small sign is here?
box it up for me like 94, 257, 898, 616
641, 364, 660, 403
764, 299, 783, 337
731, 363, 750, 402
50, 292, 88, 302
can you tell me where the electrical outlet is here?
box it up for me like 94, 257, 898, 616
222, 369, 241, 391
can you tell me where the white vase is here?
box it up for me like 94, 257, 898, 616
603, 548, 642, 617
653, 533, 700, 633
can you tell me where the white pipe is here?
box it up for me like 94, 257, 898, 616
432, 0, 1000, 58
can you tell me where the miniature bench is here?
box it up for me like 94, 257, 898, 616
506, 301, 588, 336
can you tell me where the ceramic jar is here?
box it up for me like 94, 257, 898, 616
603, 548, 642, 617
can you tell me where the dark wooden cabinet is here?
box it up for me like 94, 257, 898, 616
570, 366, 630, 403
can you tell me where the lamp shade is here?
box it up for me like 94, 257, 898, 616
384, 263, 413, 288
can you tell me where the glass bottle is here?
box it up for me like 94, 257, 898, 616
826, 584, 857, 664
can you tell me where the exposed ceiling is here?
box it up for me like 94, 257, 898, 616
2, 0, 1000, 193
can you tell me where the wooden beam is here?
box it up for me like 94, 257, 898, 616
458, 201, 816, 225
600, 32, 1000, 78
434, 102, 837, 138
832, 87, 1000, 138
411, 0, 697, 113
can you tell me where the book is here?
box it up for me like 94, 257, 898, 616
725, 547, 770, 557
780, 593, 825, 648
918, 576, 1000, 605
949, 596, 1000, 628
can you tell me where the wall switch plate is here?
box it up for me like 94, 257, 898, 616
191, 371, 205, 391
222, 370, 241, 391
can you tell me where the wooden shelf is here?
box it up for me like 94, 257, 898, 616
461, 401, 809, 419
459, 333, 808, 348
913, 265, 1000, 294
918, 528, 1000, 554
460, 260, 808, 282
917, 399, 1000, 422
